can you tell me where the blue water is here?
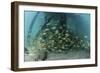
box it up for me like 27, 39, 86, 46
24, 11, 90, 49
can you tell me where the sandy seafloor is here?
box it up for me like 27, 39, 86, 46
24, 48, 90, 61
